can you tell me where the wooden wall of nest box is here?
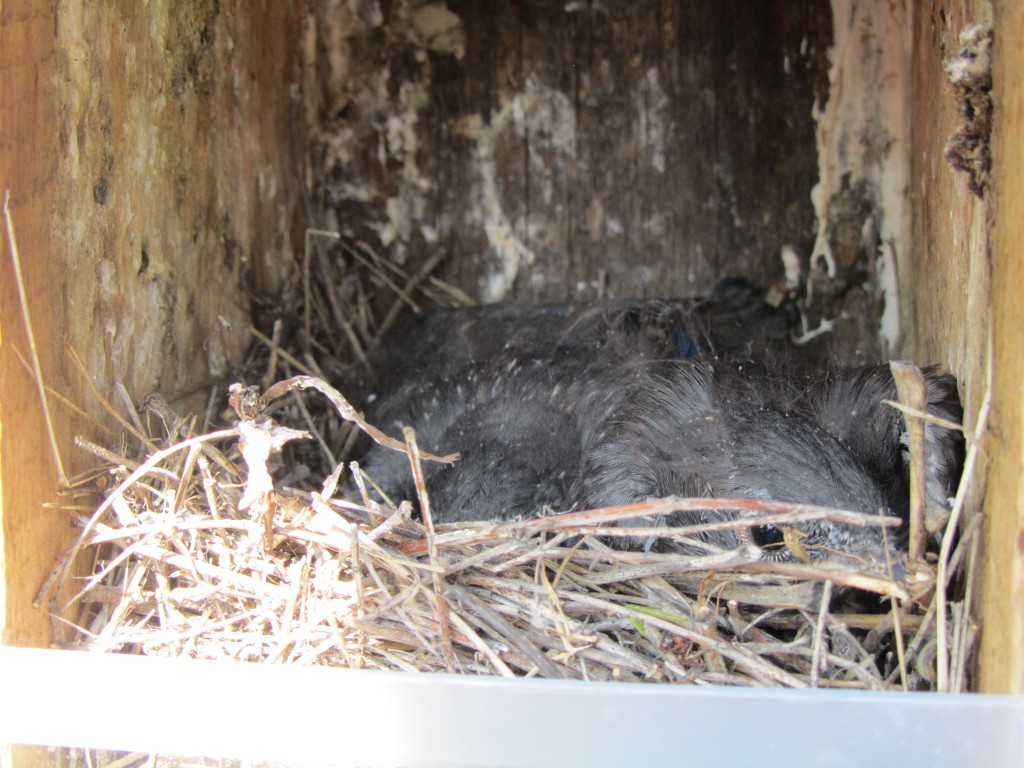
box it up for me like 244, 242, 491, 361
0, 0, 1020, 696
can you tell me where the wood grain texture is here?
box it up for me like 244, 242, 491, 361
1, 1, 302, 657
907, 1, 991, 405
307, 1, 832, 304
1, 0, 66, 653
979, 0, 1024, 694
905, 0, 994, 687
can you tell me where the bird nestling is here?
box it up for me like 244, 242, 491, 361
350, 281, 963, 574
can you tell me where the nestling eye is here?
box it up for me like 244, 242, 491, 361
752, 524, 786, 548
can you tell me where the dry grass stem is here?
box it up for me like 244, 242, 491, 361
890, 361, 929, 561
3, 191, 69, 485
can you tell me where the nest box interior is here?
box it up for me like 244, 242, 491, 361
0, 0, 1019, 717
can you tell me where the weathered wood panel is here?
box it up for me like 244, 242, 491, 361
305, 0, 834, 306
979, 0, 1024, 694
0, 1, 302, 662
907, 1, 991, 408
906, 0, 995, 688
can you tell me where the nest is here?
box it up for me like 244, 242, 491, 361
45, 238, 982, 694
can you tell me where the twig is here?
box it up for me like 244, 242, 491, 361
66, 343, 156, 451
405, 426, 454, 672
262, 318, 284, 390
304, 229, 341, 354
446, 582, 563, 678
378, 249, 448, 337
570, 592, 806, 688
890, 360, 928, 562
262, 375, 459, 464
402, 496, 901, 556
3, 190, 68, 486
937, 347, 992, 692
249, 326, 320, 376
880, 400, 965, 432
342, 241, 421, 314
734, 561, 907, 601
809, 580, 833, 687
11, 347, 116, 436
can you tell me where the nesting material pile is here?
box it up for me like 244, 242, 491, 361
48, 243, 981, 692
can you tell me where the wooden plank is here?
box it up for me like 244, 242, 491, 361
311, 0, 833, 304
979, 0, 1024, 694
1, 0, 302, 660
1, 1, 67, 652
907, 0, 991, 386
905, 0, 997, 687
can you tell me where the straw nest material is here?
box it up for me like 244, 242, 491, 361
48, 239, 982, 693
